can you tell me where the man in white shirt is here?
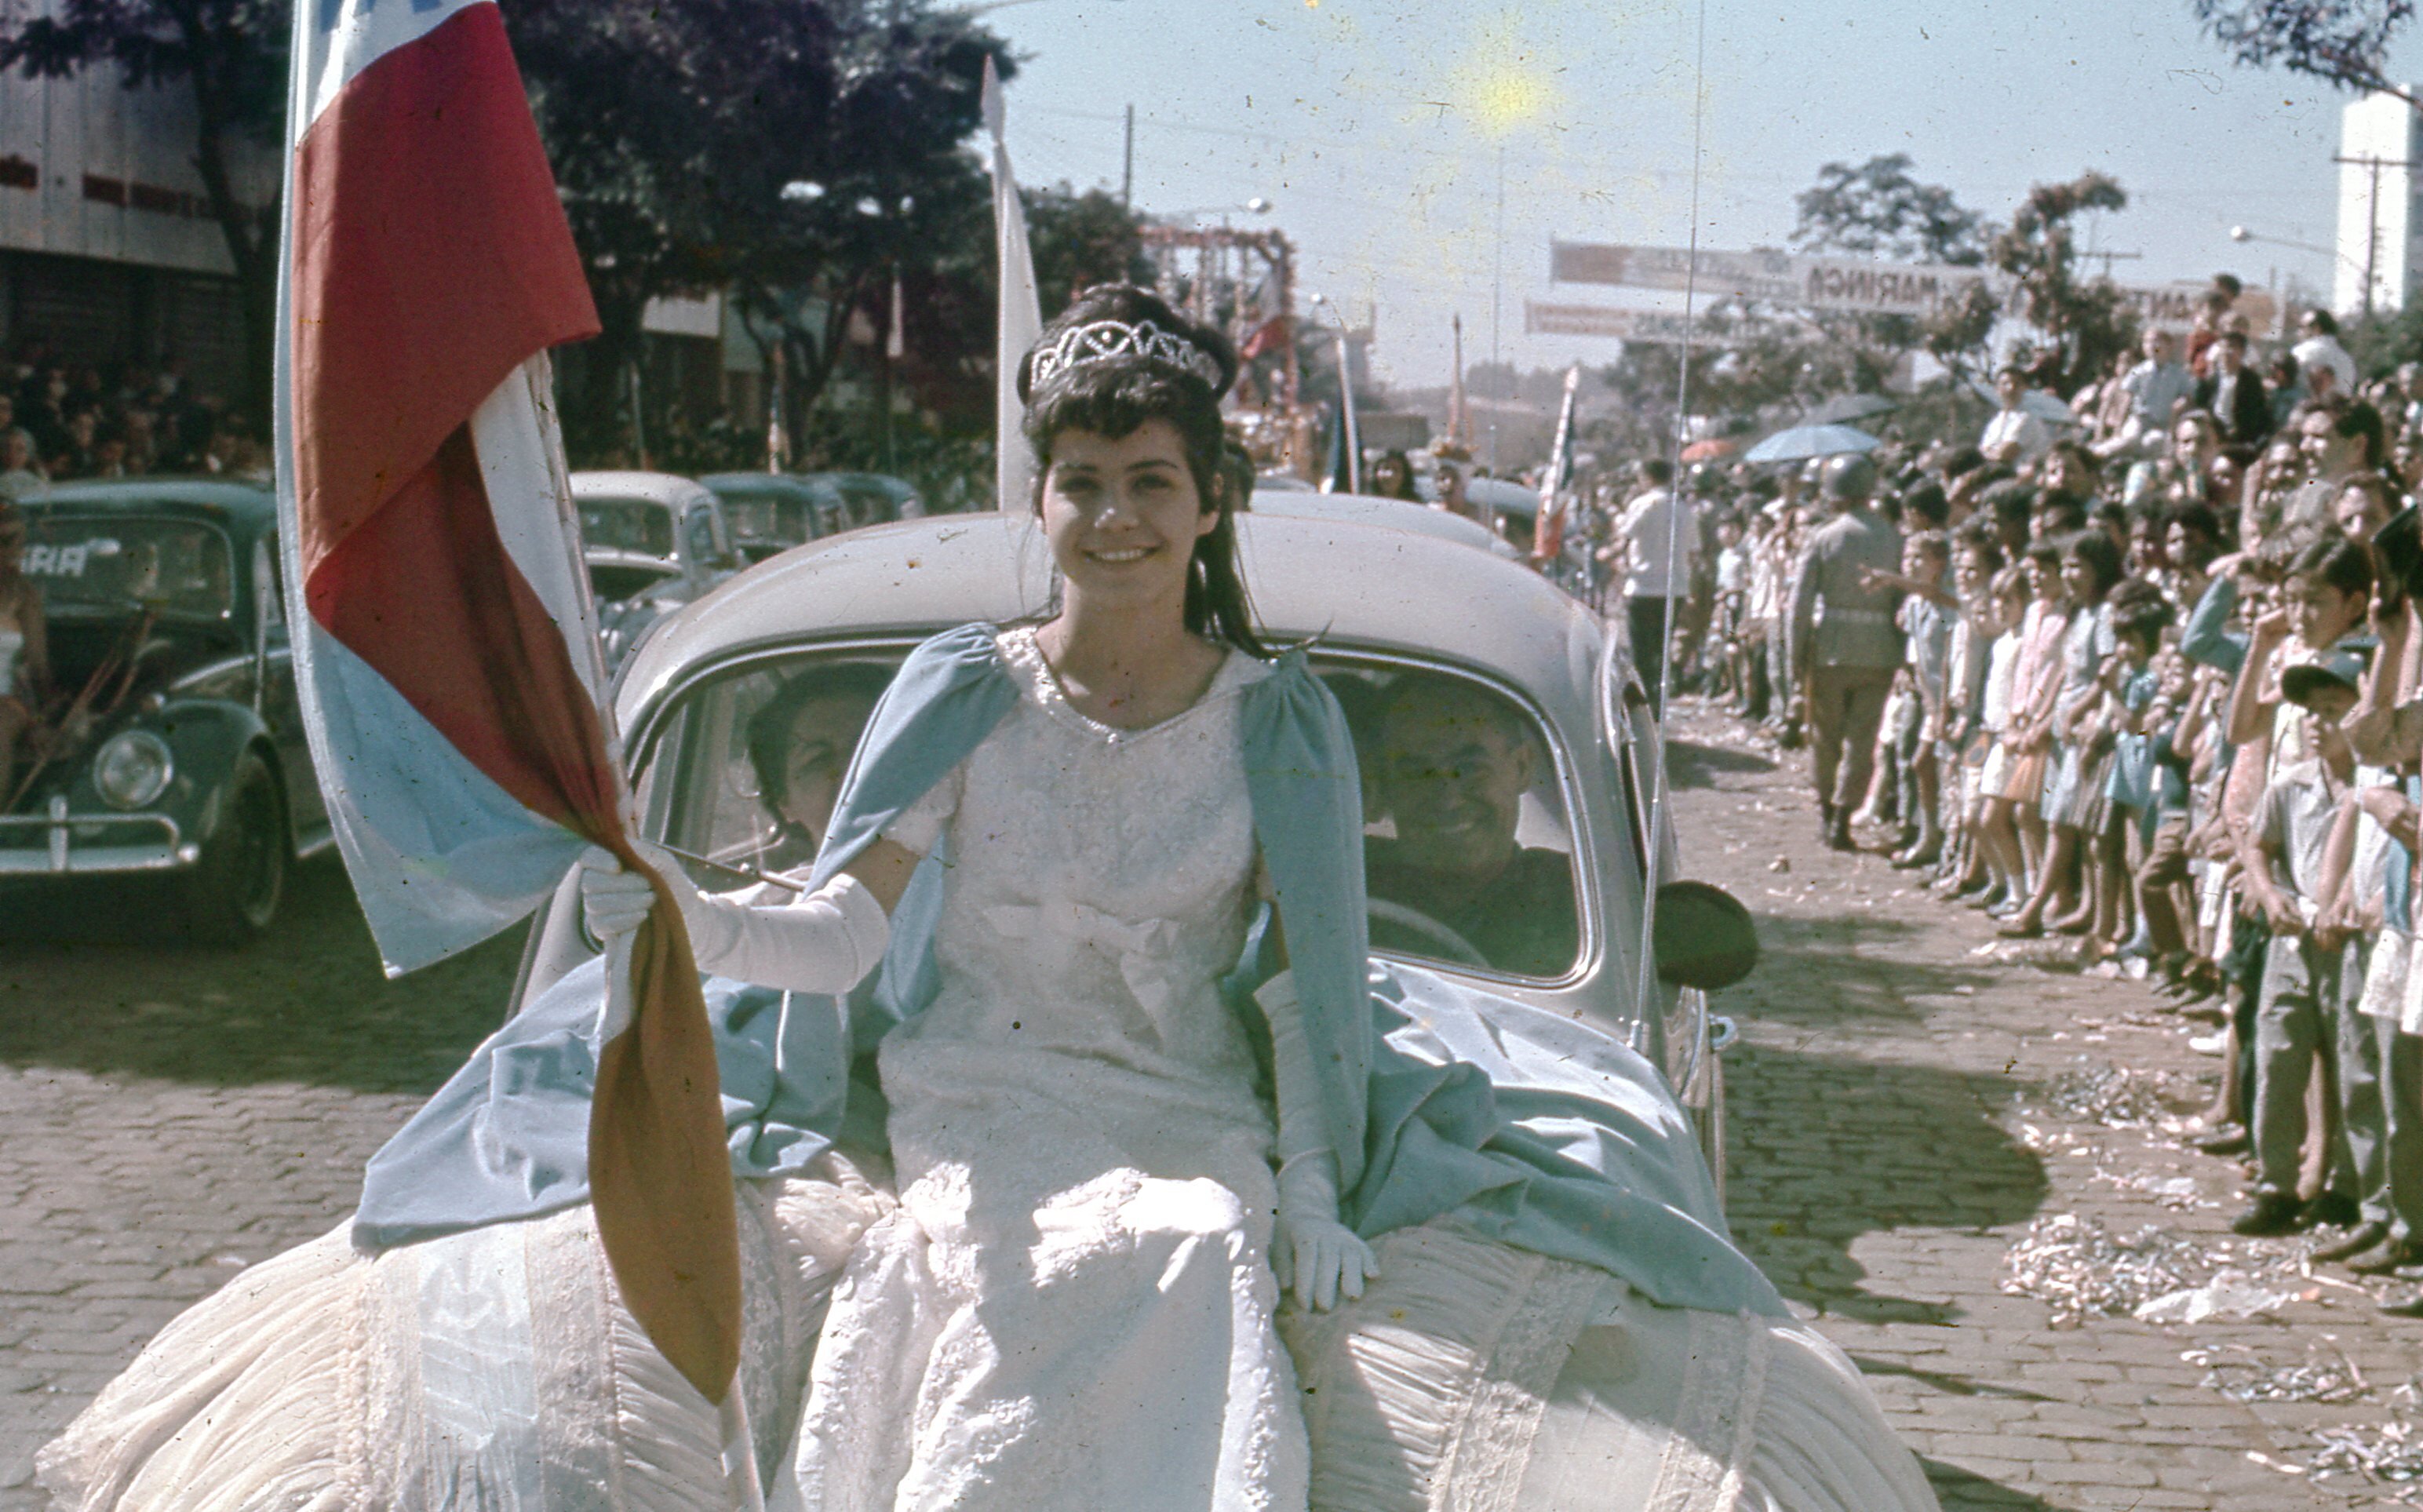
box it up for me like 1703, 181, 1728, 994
1618, 457, 1696, 702
2294, 308, 2359, 398
1978, 365, 2053, 464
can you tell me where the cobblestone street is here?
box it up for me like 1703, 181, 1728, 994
12, 704, 2423, 1507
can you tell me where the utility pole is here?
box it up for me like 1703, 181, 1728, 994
1121, 105, 1135, 209
2082, 248, 2142, 281
2333, 151, 2415, 315
1489, 144, 1505, 474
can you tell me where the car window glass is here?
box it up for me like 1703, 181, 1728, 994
1321, 658, 1581, 979
643, 647, 1582, 979
578, 497, 676, 557
20, 515, 235, 619
642, 650, 902, 891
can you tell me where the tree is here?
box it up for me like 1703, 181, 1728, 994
2192, 0, 2420, 108
1988, 172, 2138, 395
1, 0, 288, 417
1793, 154, 1987, 267
1791, 154, 1995, 386
1026, 184, 1152, 317
690, 1, 1013, 466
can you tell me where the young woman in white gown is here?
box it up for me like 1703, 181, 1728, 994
42, 286, 1940, 1511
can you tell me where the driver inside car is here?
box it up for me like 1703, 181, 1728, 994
1364, 672, 1579, 975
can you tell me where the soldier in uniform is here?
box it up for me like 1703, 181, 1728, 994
1787, 454, 1904, 851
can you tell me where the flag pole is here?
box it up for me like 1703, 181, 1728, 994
984, 56, 1043, 513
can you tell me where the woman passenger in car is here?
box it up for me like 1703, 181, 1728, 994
0, 497, 50, 802
741, 664, 892, 876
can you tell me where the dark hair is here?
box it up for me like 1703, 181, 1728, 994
1906, 529, 1951, 563
1953, 519, 2006, 572
1901, 481, 1950, 529
745, 664, 895, 825
1939, 445, 1986, 479
2308, 308, 2341, 337
2219, 330, 2249, 351
2057, 529, 2124, 599
2111, 588, 2174, 649
1018, 284, 1267, 657
1984, 479, 2036, 529
2044, 439, 2099, 484
1640, 457, 1674, 485
2035, 496, 2090, 537
2287, 534, 2376, 602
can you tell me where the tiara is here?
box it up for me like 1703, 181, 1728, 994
1028, 319, 1225, 392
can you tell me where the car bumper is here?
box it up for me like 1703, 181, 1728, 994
0, 797, 195, 875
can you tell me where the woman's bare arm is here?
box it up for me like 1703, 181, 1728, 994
840, 836, 923, 917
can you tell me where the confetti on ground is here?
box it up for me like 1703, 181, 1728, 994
2000, 1213, 2210, 1328
2183, 1340, 2370, 1404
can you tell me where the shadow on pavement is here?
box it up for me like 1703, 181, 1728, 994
1716, 906, 2047, 1326
0, 855, 522, 1095
1740, 912, 2001, 1030
1661, 735, 1779, 789
1918, 1458, 2067, 1510
1725, 1033, 2047, 1325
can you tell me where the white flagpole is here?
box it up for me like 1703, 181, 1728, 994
983, 56, 1043, 513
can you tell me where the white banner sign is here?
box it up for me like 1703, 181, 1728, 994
1524, 303, 1712, 343
1550, 242, 1989, 316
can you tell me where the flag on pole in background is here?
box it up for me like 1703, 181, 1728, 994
275, 0, 741, 1405
984, 55, 1043, 512
1536, 364, 1582, 566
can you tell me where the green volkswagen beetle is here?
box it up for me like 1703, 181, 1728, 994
0, 478, 326, 942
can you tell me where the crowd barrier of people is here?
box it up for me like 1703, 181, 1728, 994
0, 348, 265, 501
1571, 304, 2423, 1308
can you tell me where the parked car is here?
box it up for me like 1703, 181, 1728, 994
698, 473, 848, 564
512, 510, 1748, 1179
0, 479, 328, 941
801, 472, 923, 528
570, 471, 741, 672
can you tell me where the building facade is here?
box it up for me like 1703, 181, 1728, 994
2334, 89, 2423, 317
0, 26, 277, 404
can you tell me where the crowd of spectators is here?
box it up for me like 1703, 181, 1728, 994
0, 347, 265, 501
1576, 303, 2423, 1308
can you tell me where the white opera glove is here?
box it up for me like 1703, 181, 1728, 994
576, 841, 890, 996
1254, 971, 1378, 1311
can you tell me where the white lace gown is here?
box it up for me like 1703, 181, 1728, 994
782, 627, 1305, 1510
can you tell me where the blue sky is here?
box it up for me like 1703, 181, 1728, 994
988, 0, 2423, 388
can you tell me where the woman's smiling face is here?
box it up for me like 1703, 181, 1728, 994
1039, 420, 1216, 613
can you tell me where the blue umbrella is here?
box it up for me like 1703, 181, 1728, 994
1743, 423, 1881, 464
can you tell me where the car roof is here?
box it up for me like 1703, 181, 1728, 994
571, 471, 718, 510
618, 512, 1602, 735
701, 473, 833, 500
1251, 490, 1517, 556
17, 476, 277, 528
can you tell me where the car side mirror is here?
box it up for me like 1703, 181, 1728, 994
1653, 880, 1759, 991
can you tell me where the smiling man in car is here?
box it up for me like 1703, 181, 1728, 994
1364, 673, 1579, 976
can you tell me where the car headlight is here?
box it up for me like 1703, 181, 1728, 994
93, 730, 174, 810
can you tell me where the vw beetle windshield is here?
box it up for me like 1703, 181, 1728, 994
578, 497, 676, 558
19, 516, 235, 619
639, 644, 1583, 981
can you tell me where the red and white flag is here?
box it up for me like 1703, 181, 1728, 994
275, 0, 741, 1410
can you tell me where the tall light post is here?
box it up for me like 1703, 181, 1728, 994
2230, 224, 2371, 313
1309, 292, 1360, 494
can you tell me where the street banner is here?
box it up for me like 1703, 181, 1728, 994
1526, 302, 1713, 343
1551, 241, 1990, 316
984, 56, 1043, 512
275, 0, 745, 1434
